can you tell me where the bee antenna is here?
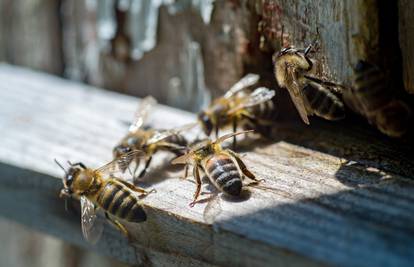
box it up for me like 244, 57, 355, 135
67, 160, 73, 166
305, 27, 320, 56
54, 159, 66, 173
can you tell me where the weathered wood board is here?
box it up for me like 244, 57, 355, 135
1, 64, 414, 267
257, 0, 379, 85
399, 0, 414, 94
0, 0, 63, 75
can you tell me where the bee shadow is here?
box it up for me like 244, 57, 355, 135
131, 153, 185, 188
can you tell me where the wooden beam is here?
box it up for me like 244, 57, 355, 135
0, 64, 414, 266
399, 0, 414, 94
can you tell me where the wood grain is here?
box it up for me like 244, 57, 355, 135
0, 64, 414, 267
0, 0, 63, 75
399, 0, 414, 94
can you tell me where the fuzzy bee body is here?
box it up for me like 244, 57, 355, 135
273, 46, 345, 124
353, 61, 392, 114
95, 179, 146, 223
246, 96, 279, 123
198, 74, 276, 146
162, 133, 188, 154
172, 131, 260, 206
303, 82, 345, 121
114, 96, 191, 178
349, 61, 412, 137
56, 151, 152, 243
203, 153, 243, 196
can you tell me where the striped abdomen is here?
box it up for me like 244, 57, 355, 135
96, 180, 146, 222
162, 133, 188, 155
303, 82, 345, 121
353, 61, 392, 114
204, 153, 242, 196
164, 133, 187, 147
246, 98, 278, 123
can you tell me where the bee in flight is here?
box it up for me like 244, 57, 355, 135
172, 130, 261, 207
198, 74, 276, 147
273, 42, 345, 124
55, 151, 154, 243
350, 60, 412, 137
113, 96, 194, 178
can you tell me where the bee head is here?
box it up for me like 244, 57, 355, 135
198, 111, 213, 136
112, 143, 134, 172
55, 160, 89, 197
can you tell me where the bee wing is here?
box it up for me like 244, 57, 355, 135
146, 123, 197, 145
171, 138, 211, 164
304, 75, 344, 95
224, 73, 260, 98
203, 193, 222, 224
214, 130, 254, 144
96, 150, 145, 177
171, 152, 194, 165
129, 96, 157, 132
227, 87, 275, 115
80, 196, 104, 244
285, 69, 310, 124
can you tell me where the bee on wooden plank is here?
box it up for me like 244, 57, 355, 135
113, 96, 194, 178
273, 43, 345, 124
172, 130, 261, 207
349, 60, 412, 137
197, 74, 276, 147
55, 151, 154, 243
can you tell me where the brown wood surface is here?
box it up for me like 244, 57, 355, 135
399, 0, 414, 94
1, 64, 414, 266
0, 0, 63, 74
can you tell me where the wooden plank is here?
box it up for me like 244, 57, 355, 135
258, 0, 380, 85
0, 64, 414, 266
399, 0, 414, 94
0, 0, 63, 75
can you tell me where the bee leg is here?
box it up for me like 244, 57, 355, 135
232, 118, 237, 149
138, 156, 153, 178
131, 158, 141, 179
303, 48, 314, 71
116, 179, 156, 198
189, 165, 202, 207
215, 122, 220, 139
227, 149, 261, 183
181, 164, 189, 180
105, 212, 131, 240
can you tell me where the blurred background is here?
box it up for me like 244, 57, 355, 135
1, 0, 413, 266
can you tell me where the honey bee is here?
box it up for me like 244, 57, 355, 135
55, 151, 154, 243
172, 130, 261, 206
350, 61, 412, 137
113, 96, 193, 178
198, 74, 276, 146
273, 43, 345, 124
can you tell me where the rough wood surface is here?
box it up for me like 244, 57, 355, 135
399, 0, 414, 94
257, 0, 380, 84
0, 0, 63, 75
1, 64, 414, 267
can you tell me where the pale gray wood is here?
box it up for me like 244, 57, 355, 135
1, 64, 414, 267
399, 0, 414, 94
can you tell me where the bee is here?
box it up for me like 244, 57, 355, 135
198, 74, 276, 146
172, 130, 261, 206
54, 151, 154, 243
113, 96, 193, 178
273, 43, 345, 124
350, 60, 412, 137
